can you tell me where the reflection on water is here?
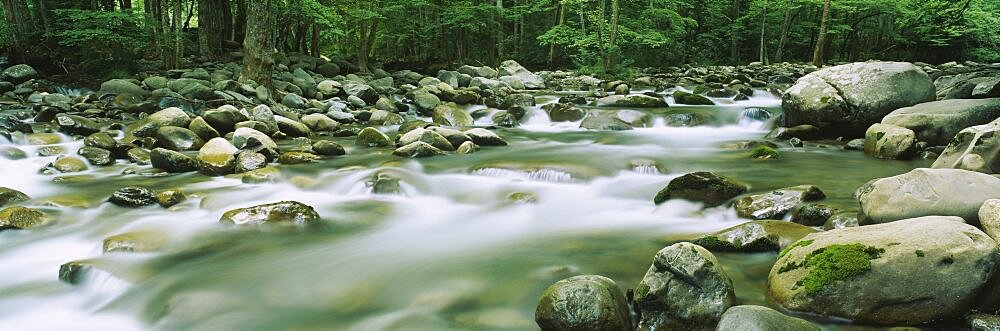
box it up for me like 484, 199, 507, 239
0, 91, 929, 330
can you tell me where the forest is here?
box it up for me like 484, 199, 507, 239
1, 0, 998, 79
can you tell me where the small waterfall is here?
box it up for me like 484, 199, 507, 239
53, 86, 93, 98
471, 168, 574, 183
738, 107, 772, 128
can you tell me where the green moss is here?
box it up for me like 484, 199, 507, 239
693, 236, 738, 251
635, 283, 650, 300
750, 146, 780, 159
915, 250, 925, 257
778, 239, 815, 259
653, 187, 670, 204
792, 244, 885, 295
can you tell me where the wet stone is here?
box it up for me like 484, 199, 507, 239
156, 189, 186, 208
220, 201, 320, 225
108, 187, 157, 208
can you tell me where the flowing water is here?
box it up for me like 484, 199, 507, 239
0, 90, 932, 330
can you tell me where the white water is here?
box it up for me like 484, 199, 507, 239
0, 92, 779, 330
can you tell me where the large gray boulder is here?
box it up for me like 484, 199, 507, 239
534, 275, 632, 331
933, 117, 1000, 173
717, 305, 819, 331
882, 98, 1000, 145
782, 62, 935, 137
768, 216, 999, 325
858, 168, 1000, 225
2, 64, 37, 83
634, 242, 735, 330
498, 60, 545, 89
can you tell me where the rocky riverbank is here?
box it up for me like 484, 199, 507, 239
2, 54, 1000, 329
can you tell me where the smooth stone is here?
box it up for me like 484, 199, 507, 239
858, 168, 1000, 225
654, 172, 748, 207
356, 127, 393, 147
196, 138, 239, 176
393, 141, 445, 158
219, 201, 320, 225
717, 305, 820, 331
635, 242, 735, 330
0, 206, 48, 230
693, 220, 818, 252
108, 186, 157, 208
734, 185, 826, 220
534, 275, 631, 331
150, 148, 197, 173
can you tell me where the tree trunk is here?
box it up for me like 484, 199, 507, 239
775, 0, 794, 62
812, 0, 831, 67
758, 0, 768, 64
241, 0, 274, 91
172, 0, 183, 69
234, 0, 246, 43
548, 2, 565, 70
3, 0, 35, 58
199, 0, 227, 58
496, 0, 503, 62
357, 17, 378, 73
310, 23, 320, 57
604, 0, 620, 71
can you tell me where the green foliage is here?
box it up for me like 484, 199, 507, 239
48, 9, 150, 77
779, 243, 885, 295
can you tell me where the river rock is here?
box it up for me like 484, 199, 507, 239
580, 112, 632, 131
197, 138, 239, 176
672, 91, 714, 105
655, 172, 748, 207
301, 114, 337, 132
52, 156, 88, 173
234, 151, 267, 173
768, 216, 998, 325
595, 94, 668, 107
782, 61, 936, 137
103, 231, 168, 253
635, 242, 735, 330
84, 132, 117, 150
789, 203, 838, 226
56, 114, 101, 135
356, 127, 392, 147
274, 115, 311, 138
864, 123, 916, 160
155, 126, 205, 151
2, 64, 38, 83
0, 188, 29, 207
858, 168, 1000, 225
534, 275, 632, 331
432, 103, 474, 127
693, 220, 817, 252
232, 127, 279, 160
156, 189, 185, 208
150, 148, 197, 173
278, 152, 320, 165
464, 128, 507, 146
932, 117, 1000, 173
77, 146, 113, 166
99, 79, 149, 97
393, 141, 445, 158
499, 60, 544, 89
220, 201, 320, 225
398, 128, 454, 151
412, 88, 441, 111
135, 108, 191, 137
717, 305, 819, 331
882, 98, 1000, 145
734, 185, 825, 220
456, 141, 479, 154
108, 187, 157, 207
767, 125, 822, 140
544, 103, 585, 122
312, 140, 345, 156
0, 206, 47, 230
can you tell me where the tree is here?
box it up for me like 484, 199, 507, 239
812, 0, 831, 66
241, 0, 275, 92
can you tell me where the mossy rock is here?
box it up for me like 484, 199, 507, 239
655, 172, 748, 207
749, 146, 779, 159
220, 201, 319, 225
0, 206, 48, 230
767, 216, 998, 325
356, 127, 393, 147
534, 275, 632, 331
0, 187, 29, 207
672, 90, 715, 105
693, 220, 817, 253
103, 231, 168, 253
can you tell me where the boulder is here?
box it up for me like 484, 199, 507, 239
734, 185, 826, 220
398, 128, 454, 151
0, 206, 48, 230
882, 98, 1000, 145
197, 138, 239, 176
693, 220, 817, 252
99, 79, 149, 97
655, 172, 748, 207
393, 141, 445, 158
782, 62, 936, 136
77, 146, 113, 166
220, 201, 320, 225
580, 112, 633, 131
51, 156, 88, 173
274, 115, 311, 137
635, 242, 735, 330
932, 117, 1000, 173
864, 123, 916, 160
980, 199, 1000, 241
2, 64, 38, 83
858, 168, 1000, 225
672, 91, 714, 105
356, 127, 393, 147
55, 114, 101, 135
135, 107, 191, 137
544, 103, 585, 122
464, 128, 508, 146
412, 88, 441, 111
498, 60, 544, 89
301, 114, 338, 132
596, 94, 668, 108
717, 305, 819, 331
0, 187, 29, 207
432, 104, 474, 127
108, 187, 157, 208
534, 275, 632, 331
768, 216, 998, 325
155, 126, 205, 151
